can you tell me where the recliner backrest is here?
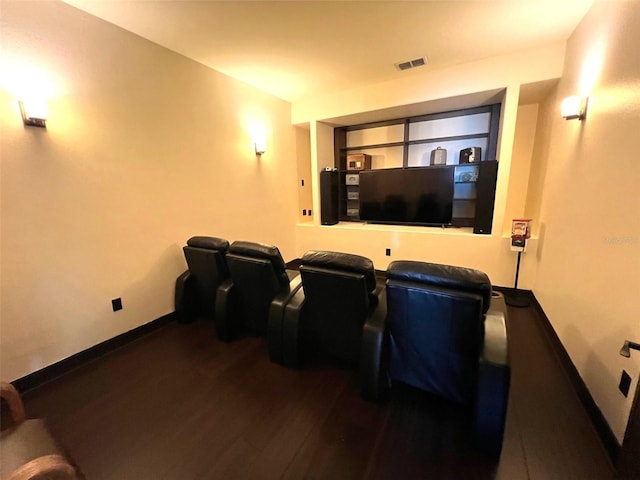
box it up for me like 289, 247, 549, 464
183, 236, 230, 315
299, 250, 377, 364
385, 260, 491, 405
226, 241, 289, 336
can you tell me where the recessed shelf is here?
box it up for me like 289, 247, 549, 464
334, 104, 500, 233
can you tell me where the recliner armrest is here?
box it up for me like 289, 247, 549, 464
175, 270, 197, 324
360, 286, 389, 402
268, 274, 303, 364
214, 279, 237, 342
481, 292, 509, 367
474, 291, 510, 458
280, 286, 307, 368
367, 283, 384, 308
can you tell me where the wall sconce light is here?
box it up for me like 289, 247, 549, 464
620, 340, 640, 358
561, 95, 588, 120
19, 99, 48, 128
254, 140, 267, 156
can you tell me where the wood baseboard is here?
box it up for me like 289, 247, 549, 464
13, 313, 176, 394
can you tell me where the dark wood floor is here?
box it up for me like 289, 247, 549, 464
21, 300, 615, 480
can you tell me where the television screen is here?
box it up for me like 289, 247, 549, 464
359, 167, 454, 226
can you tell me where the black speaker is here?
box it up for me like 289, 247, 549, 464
320, 170, 339, 225
473, 161, 498, 234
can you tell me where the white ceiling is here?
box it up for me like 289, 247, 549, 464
62, 0, 594, 103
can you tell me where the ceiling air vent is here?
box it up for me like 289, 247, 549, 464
395, 56, 427, 71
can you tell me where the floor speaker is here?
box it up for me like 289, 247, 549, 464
320, 170, 339, 225
473, 161, 499, 234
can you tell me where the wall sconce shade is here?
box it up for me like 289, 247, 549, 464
19, 99, 47, 128
561, 96, 588, 120
620, 340, 640, 358
254, 140, 267, 156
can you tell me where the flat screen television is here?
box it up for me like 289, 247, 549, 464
359, 167, 454, 226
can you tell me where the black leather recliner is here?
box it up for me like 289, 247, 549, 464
175, 236, 230, 323
268, 250, 387, 397
373, 260, 510, 458
215, 241, 301, 341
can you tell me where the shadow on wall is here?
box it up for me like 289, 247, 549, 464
120, 243, 187, 319
536, 222, 546, 263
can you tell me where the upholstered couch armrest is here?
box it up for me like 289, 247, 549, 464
6, 454, 79, 480
1, 382, 26, 425
268, 275, 303, 364
214, 279, 237, 342
1, 383, 82, 479
474, 291, 510, 458
360, 287, 389, 402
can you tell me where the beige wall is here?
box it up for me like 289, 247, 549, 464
0, 1, 297, 381
525, 85, 560, 235
291, 44, 562, 288
531, 1, 640, 443
296, 222, 538, 287
292, 43, 566, 125
503, 104, 539, 235
295, 127, 313, 223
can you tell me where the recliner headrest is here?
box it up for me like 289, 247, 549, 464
186, 236, 229, 252
229, 240, 288, 285
387, 260, 492, 313
301, 250, 377, 292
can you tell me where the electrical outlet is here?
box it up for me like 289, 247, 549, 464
309, 210, 312, 216
301, 179, 305, 186
386, 248, 391, 256
620, 370, 632, 397
112, 298, 123, 312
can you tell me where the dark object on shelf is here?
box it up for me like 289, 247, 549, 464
370, 260, 510, 458
345, 173, 359, 185
346, 188, 359, 200
1, 381, 83, 479
460, 147, 482, 163
430, 146, 447, 165
473, 161, 499, 234
346, 153, 371, 171
359, 167, 454, 226
175, 236, 230, 323
320, 169, 339, 225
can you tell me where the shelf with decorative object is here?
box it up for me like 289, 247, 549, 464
333, 104, 500, 233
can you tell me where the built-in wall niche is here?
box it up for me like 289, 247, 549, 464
333, 104, 501, 232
